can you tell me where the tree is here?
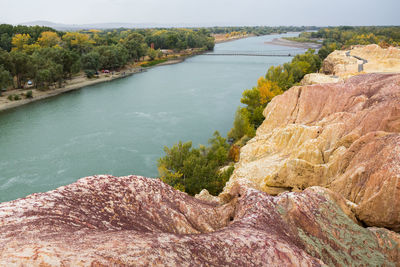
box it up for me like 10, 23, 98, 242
120, 32, 147, 61
81, 51, 100, 71
11, 33, 31, 51
95, 44, 128, 70
0, 48, 14, 73
257, 78, 283, 105
37, 31, 61, 47
60, 49, 80, 78
227, 108, 255, 142
10, 51, 33, 88
0, 33, 12, 51
158, 132, 231, 196
62, 32, 94, 54
0, 66, 12, 94
147, 48, 158, 60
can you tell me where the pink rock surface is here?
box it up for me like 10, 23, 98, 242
0, 175, 399, 266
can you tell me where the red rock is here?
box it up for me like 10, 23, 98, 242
0, 175, 399, 266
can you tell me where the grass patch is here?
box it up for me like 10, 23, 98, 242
140, 59, 168, 67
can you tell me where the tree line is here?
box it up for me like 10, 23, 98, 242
0, 24, 215, 91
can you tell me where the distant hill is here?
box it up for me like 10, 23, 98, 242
17, 20, 212, 30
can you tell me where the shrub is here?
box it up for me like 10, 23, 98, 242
84, 69, 96, 78
25, 90, 33, 98
7, 94, 21, 101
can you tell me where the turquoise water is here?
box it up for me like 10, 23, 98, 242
0, 33, 305, 202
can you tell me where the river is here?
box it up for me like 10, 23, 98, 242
0, 32, 306, 202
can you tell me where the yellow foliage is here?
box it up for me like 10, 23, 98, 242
37, 31, 61, 47
62, 32, 95, 48
228, 145, 240, 162
11, 33, 31, 51
257, 77, 283, 105
22, 43, 41, 54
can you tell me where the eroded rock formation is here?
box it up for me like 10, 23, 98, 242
1, 175, 399, 266
223, 73, 400, 232
322, 44, 400, 77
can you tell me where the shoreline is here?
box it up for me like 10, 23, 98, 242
0, 66, 146, 113
0, 55, 197, 113
213, 34, 255, 44
264, 38, 322, 49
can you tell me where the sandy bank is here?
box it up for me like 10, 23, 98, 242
264, 38, 322, 49
0, 55, 199, 113
213, 34, 255, 44
0, 66, 145, 113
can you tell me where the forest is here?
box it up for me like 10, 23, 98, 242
0, 24, 215, 91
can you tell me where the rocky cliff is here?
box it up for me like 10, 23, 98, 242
222, 73, 400, 232
322, 45, 400, 77
0, 175, 399, 266
1, 67, 400, 265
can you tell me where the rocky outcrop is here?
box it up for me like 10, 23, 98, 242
322, 50, 359, 76
1, 175, 399, 266
322, 44, 400, 77
301, 73, 342, 85
223, 73, 400, 231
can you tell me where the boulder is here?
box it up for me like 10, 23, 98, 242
301, 73, 342, 85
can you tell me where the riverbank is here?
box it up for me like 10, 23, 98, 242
0, 66, 146, 112
264, 38, 322, 49
0, 49, 204, 113
213, 33, 255, 44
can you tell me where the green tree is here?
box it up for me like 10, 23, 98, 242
10, 51, 33, 88
82, 51, 100, 71
0, 66, 12, 95
120, 32, 147, 61
228, 108, 256, 142
158, 131, 231, 196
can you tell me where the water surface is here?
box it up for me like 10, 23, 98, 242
0, 33, 305, 202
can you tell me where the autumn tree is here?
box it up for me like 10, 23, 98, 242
11, 33, 31, 51
258, 77, 283, 105
37, 31, 61, 47
62, 32, 94, 54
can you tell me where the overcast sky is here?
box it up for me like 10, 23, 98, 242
0, 0, 399, 26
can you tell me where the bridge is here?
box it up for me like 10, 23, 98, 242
202, 49, 306, 57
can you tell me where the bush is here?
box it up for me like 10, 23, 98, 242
7, 94, 21, 101
25, 90, 33, 98
158, 131, 231, 196
84, 69, 96, 78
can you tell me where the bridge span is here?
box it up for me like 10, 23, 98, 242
202, 49, 305, 57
